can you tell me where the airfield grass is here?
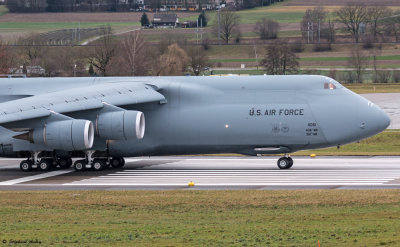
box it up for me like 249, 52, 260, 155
294, 130, 400, 156
0, 190, 400, 246
344, 83, 400, 94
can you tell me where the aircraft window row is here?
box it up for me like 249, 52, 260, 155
324, 82, 336, 90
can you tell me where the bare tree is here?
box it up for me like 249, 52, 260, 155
17, 33, 45, 67
348, 47, 369, 83
87, 26, 116, 76
212, 9, 240, 44
56, 46, 87, 77
254, 18, 279, 40
261, 41, 299, 75
335, 4, 370, 43
369, 47, 382, 83
322, 17, 336, 43
368, 6, 391, 42
383, 10, 400, 42
0, 40, 10, 74
120, 31, 147, 76
186, 47, 210, 76
301, 7, 327, 43
157, 43, 189, 76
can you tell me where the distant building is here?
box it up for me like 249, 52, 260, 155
9, 66, 46, 76
146, 0, 219, 11
152, 13, 179, 28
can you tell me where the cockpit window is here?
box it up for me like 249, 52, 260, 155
324, 82, 336, 90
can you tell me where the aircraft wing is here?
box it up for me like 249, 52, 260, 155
0, 81, 165, 127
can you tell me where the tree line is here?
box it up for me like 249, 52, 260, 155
207, 4, 400, 45
5, 0, 286, 12
6, 0, 138, 12
0, 27, 210, 77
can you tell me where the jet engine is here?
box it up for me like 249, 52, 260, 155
96, 111, 145, 140
31, 120, 94, 151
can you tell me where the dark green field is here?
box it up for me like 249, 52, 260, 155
0, 190, 400, 246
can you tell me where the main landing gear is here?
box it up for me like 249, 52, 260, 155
73, 157, 125, 171
19, 151, 125, 172
277, 156, 293, 169
19, 152, 73, 172
73, 151, 125, 172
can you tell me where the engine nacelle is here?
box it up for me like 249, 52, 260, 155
32, 120, 94, 151
96, 111, 145, 140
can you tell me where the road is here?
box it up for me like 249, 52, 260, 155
81, 27, 140, 45
0, 156, 399, 190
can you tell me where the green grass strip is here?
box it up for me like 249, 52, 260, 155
0, 190, 400, 246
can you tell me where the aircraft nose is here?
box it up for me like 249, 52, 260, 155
361, 102, 390, 135
312, 93, 390, 146
375, 105, 391, 131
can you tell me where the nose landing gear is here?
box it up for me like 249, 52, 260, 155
277, 156, 293, 169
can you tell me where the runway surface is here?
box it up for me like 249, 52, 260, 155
0, 156, 400, 190
362, 93, 400, 129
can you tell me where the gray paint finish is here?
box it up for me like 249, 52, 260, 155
0, 75, 391, 158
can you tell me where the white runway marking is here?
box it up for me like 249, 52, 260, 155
65, 169, 400, 187
0, 170, 73, 185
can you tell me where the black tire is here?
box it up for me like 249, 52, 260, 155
74, 159, 86, 171
38, 159, 52, 171
92, 159, 106, 171
58, 157, 73, 169
287, 157, 294, 169
67, 158, 73, 168
277, 157, 292, 169
20, 160, 33, 172
110, 157, 124, 168
58, 157, 69, 169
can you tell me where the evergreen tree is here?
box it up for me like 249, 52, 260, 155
88, 64, 95, 76
140, 12, 150, 27
46, 0, 62, 12
198, 11, 207, 27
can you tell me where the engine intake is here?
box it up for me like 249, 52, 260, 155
96, 111, 145, 140
32, 120, 94, 151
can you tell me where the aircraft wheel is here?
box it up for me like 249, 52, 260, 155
58, 157, 71, 169
111, 157, 124, 168
67, 158, 73, 168
74, 159, 86, 171
38, 159, 52, 171
92, 159, 106, 171
20, 160, 33, 172
277, 157, 293, 169
287, 157, 293, 169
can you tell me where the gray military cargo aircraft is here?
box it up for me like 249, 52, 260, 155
0, 75, 390, 171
